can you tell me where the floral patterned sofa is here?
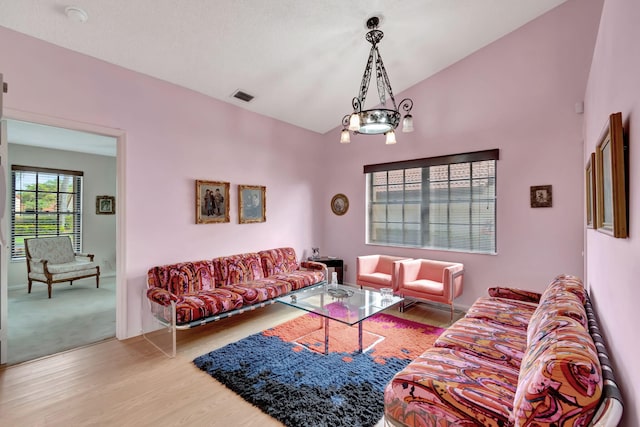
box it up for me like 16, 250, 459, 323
144, 247, 326, 356
384, 274, 623, 427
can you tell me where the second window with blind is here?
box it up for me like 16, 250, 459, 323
11, 165, 84, 260
365, 149, 498, 254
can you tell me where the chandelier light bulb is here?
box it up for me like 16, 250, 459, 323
348, 113, 361, 131
340, 129, 351, 144
402, 115, 414, 133
385, 130, 397, 145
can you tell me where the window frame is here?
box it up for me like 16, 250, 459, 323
364, 149, 499, 254
11, 165, 84, 260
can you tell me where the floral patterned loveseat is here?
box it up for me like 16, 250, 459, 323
384, 274, 623, 427
144, 247, 326, 356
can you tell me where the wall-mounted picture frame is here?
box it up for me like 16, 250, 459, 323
585, 153, 596, 229
331, 193, 349, 215
196, 180, 230, 224
595, 112, 627, 238
238, 185, 266, 224
96, 195, 115, 215
530, 185, 552, 208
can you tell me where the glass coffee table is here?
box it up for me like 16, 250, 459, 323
276, 284, 403, 354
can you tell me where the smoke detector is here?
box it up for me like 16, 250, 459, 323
65, 6, 89, 23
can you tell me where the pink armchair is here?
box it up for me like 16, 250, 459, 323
397, 259, 464, 321
356, 255, 409, 292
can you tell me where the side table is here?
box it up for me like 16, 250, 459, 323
308, 257, 344, 284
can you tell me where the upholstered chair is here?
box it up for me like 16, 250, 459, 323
397, 259, 464, 321
356, 255, 409, 292
25, 236, 100, 298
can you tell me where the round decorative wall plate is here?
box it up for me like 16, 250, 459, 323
331, 193, 349, 216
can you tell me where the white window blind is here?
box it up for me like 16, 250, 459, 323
364, 149, 498, 254
11, 165, 83, 260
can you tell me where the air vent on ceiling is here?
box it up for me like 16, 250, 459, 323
232, 90, 255, 103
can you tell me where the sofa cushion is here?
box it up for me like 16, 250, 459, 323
402, 278, 445, 296
173, 289, 245, 325
357, 272, 392, 288
147, 260, 217, 296
270, 270, 325, 291
435, 317, 527, 369
527, 292, 588, 345
258, 247, 300, 276
29, 268, 98, 282
214, 253, 264, 286
512, 316, 602, 427
385, 347, 520, 427
33, 260, 97, 274
465, 296, 537, 330
225, 278, 293, 305
541, 274, 587, 304
26, 236, 77, 264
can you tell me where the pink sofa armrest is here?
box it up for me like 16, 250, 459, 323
147, 287, 178, 306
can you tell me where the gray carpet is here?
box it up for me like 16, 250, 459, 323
7, 276, 116, 365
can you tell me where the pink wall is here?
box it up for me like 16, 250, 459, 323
584, 0, 640, 423
0, 27, 327, 337
320, 0, 603, 308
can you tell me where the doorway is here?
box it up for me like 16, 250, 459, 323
2, 116, 122, 364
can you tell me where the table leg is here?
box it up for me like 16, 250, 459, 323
324, 317, 329, 355
358, 322, 363, 353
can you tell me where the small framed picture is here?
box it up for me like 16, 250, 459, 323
238, 185, 266, 224
196, 180, 230, 224
530, 185, 552, 208
96, 195, 115, 215
331, 193, 349, 215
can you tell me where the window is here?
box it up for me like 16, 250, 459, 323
365, 149, 498, 254
11, 165, 83, 260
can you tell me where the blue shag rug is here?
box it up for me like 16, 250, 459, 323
193, 312, 444, 427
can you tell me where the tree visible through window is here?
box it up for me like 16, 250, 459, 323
365, 150, 498, 254
11, 165, 83, 259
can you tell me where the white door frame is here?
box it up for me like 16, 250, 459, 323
2, 107, 127, 343
0, 73, 8, 363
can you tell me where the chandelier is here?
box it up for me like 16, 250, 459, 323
341, 16, 414, 145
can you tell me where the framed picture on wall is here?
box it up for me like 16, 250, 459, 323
585, 153, 596, 229
238, 185, 266, 224
195, 180, 230, 224
530, 185, 552, 208
595, 112, 627, 237
331, 193, 349, 215
96, 195, 115, 215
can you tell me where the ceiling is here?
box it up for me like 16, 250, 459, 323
0, 0, 568, 135
6, 119, 117, 157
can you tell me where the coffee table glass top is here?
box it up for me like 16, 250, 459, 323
276, 284, 403, 326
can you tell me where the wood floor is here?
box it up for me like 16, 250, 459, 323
0, 301, 462, 427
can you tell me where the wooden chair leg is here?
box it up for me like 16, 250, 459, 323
96, 275, 100, 288
48, 284, 52, 299
28, 279, 32, 294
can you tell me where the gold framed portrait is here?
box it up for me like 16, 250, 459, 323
196, 180, 230, 224
585, 153, 596, 229
238, 185, 266, 224
595, 112, 627, 237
